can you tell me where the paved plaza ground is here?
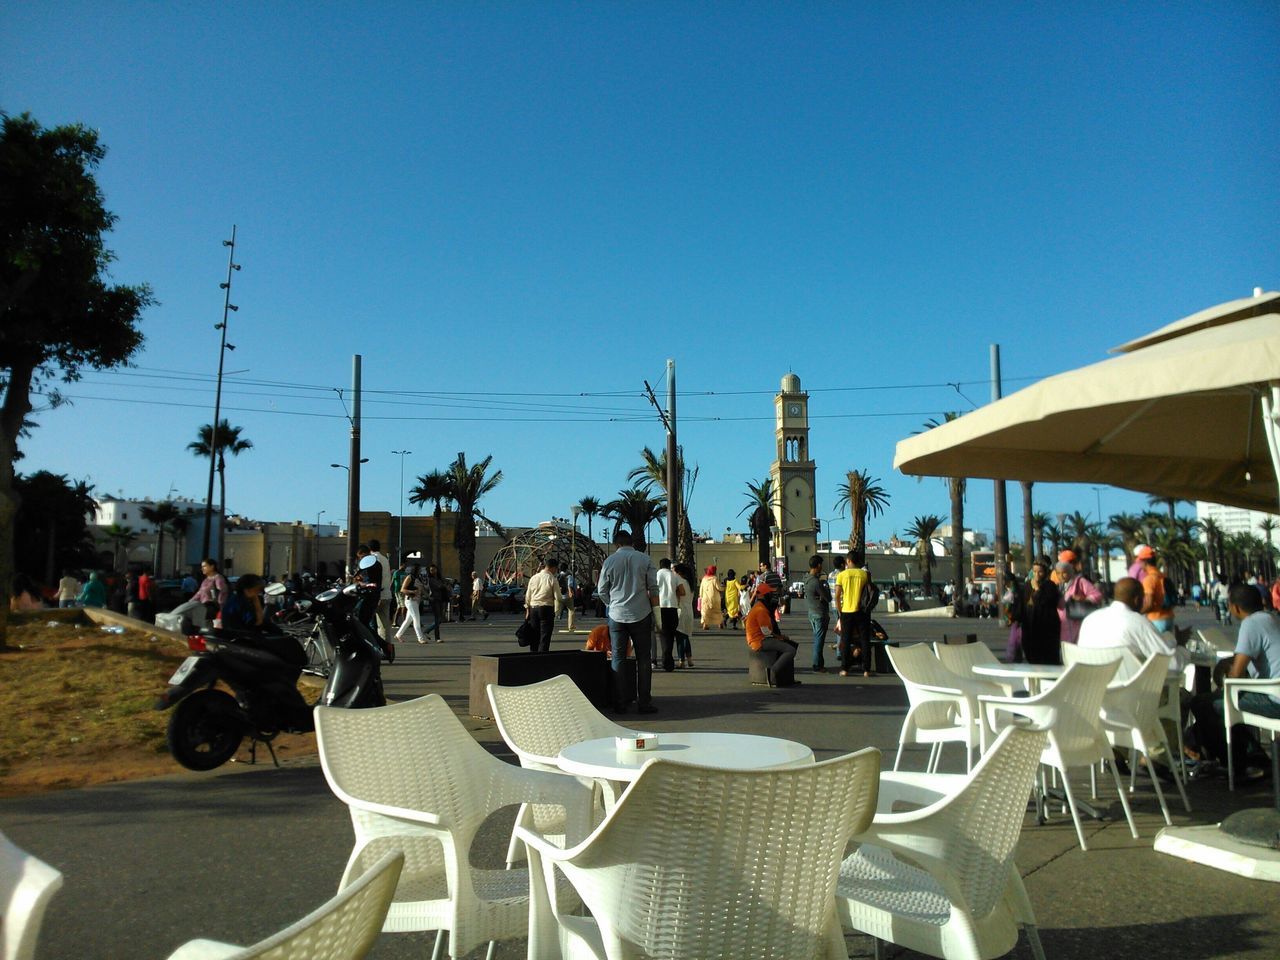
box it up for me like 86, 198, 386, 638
4, 605, 1278, 959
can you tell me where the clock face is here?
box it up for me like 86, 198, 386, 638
787, 403, 802, 417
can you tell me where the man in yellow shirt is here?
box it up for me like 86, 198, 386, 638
834, 551, 872, 677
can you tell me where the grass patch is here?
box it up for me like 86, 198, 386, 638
0, 610, 318, 796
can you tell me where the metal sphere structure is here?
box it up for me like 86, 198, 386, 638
486, 522, 606, 587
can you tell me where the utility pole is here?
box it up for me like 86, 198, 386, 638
202, 226, 240, 562
346, 355, 362, 577
990, 344, 1009, 598
643, 361, 680, 563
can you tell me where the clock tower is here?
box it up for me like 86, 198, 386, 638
769, 372, 817, 573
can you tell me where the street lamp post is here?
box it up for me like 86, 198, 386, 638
331, 460, 369, 573
202, 226, 241, 563
568, 506, 581, 632
314, 509, 325, 571
392, 450, 412, 564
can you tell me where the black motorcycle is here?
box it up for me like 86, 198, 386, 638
157, 559, 387, 771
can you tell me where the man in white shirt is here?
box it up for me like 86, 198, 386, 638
655, 557, 680, 673
368, 539, 394, 640
525, 559, 560, 653
470, 570, 488, 621
1078, 577, 1181, 671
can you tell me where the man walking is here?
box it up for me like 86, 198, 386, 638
524, 558, 560, 653
803, 555, 831, 672
470, 569, 489, 621
597, 529, 659, 714
656, 557, 680, 672
368, 539, 394, 641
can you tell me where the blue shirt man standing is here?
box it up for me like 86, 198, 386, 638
597, 529, 659, 714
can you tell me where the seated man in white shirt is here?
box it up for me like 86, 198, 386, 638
1078, 577, 1183, 674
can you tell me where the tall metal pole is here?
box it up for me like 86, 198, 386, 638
346, 356, 362, 576
392, 449, 411, 563
990, 344, 1009, 597
202, 225, 238, 562
666, 359, 679, 564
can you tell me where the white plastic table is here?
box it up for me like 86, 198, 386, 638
557, 732, 815, 784
972, 662, 1065, 695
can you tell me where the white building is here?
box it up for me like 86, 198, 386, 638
91, 495, 205, 530
1195, 501, 1279, 538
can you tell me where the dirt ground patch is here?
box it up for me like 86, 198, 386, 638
0, 609, 317, 797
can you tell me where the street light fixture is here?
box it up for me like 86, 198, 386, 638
392, 450, 412, 563
331, 460, 369, 571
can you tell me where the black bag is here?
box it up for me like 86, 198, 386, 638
1065, 599, 1102, 621
860, 579, 881, 613
515, 619, 537, 648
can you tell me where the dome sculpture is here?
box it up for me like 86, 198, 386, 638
781, 372, 802, 393
486, 522, 607, 589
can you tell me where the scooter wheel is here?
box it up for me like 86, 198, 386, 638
167, 689, 244, 771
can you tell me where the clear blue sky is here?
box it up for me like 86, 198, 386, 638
5, 2, 1278, 546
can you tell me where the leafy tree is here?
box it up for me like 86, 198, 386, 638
0, 113, 152, 643
443, 453, 504, 581
188, 420, 252, 562
12, 471, 100, 583
139, 500, 182, 576
1030, 511, 1051, 559
1108, 512, 1146, 568
1259, 516, 1278, 579
576, 496, 601, 544
905, 514, 945, 597
409, 469, 451, 573
603, 485, 666, 554
917, 414, 967, 590
738, 477, 778, 566
834, 469, 891, 561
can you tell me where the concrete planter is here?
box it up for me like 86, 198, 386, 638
469, 649, 610, 718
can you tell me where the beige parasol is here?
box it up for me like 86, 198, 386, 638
893, 292, 1280, 513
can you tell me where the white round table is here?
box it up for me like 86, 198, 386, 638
557, 732, 815, 783
972, 662, 1064, 694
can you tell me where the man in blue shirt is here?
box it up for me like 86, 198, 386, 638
1189, 583, 1280, 776
597, 529, 659, 714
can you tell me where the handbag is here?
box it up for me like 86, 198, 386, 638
1064, 577, 1101, 621
515, 619, 537, 648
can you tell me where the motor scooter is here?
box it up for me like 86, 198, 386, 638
157, 555, 387, 771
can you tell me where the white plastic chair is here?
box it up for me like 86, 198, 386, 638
315, 695, 593, 960
519, 748, 881, 960
164, 851, 403, 960
487, 675, 639, 864
980, 660, 1138, 851
889, 644, 1001, 773
837, 724, 1049, 960
0, 831, 63, 960
1225, 676, 1280, 795
933, 640, 1019, 697
1098, 653, 1192, 823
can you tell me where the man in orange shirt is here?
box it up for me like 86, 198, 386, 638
1136, 546, 1174, 633
745, 580, 799, 686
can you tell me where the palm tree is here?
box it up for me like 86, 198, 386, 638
905, 514, 945, 597
140, 501, 182, 574
1044, 523, 1063, 556
1030, 511, 1051, 560
1259, 517, 1278, 579
442, 454, 504, 583
409, 469, 452, 574
103, 523, 136, 572
576, 496, 602, 544
603, 485, 666, 554
189, 420, 253, 561
1146, 495, 1183, 526
1108, 512, 1146, 568
918, 414, 967, 592
738, 477, 778, 567
628, 445, 696, 565
834, 469, 891, 560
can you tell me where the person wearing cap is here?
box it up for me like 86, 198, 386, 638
1056, 548, 1104, 645
744, 577, 799, 686
1136, 545, 1174, 633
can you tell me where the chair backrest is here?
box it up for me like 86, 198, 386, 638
170, 851, 403, 960
0, 831, 63, 960
888, 644, 973, 725
1034, 661, 1120, 762
316, 695, 496, 833
1108, 653, 1172, 730
562, 749, 881, 960
934, 640, 1000, 676
487, 675, 635, 767
911, 725, 1047, 919
1062, 642, 1142, 681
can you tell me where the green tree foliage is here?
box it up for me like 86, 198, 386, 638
603, 485, 666, 555
409, 469, 452, 572
738, 477, 778, 566
628, 445, 696, 565
575, 496, 602, 544
442, 453, 504, 581
12, 471, 100, 584
1, 113, 153, 642
905, 514, 945, 597
917, 414, 967, 588
835, 469, 890, 561
139, 500, 183, 577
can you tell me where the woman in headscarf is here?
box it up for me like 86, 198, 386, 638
674, 562, 697, 667
699, 565, 724, 629
1056, 549, 1104, 645
77, 571, 107, 608
1020, 556, 1061, 664
723, 568, 741, 629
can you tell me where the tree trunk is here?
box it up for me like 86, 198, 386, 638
1020, 482, 1033, 572
0, 360, 35, 646
433, 504, 443, 573
155, 528, 166, 576
950, 479, 965, 595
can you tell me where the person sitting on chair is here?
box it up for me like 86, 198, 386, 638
744, 579, 799, 687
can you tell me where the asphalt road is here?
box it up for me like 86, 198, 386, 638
5, 606, 1278, 959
